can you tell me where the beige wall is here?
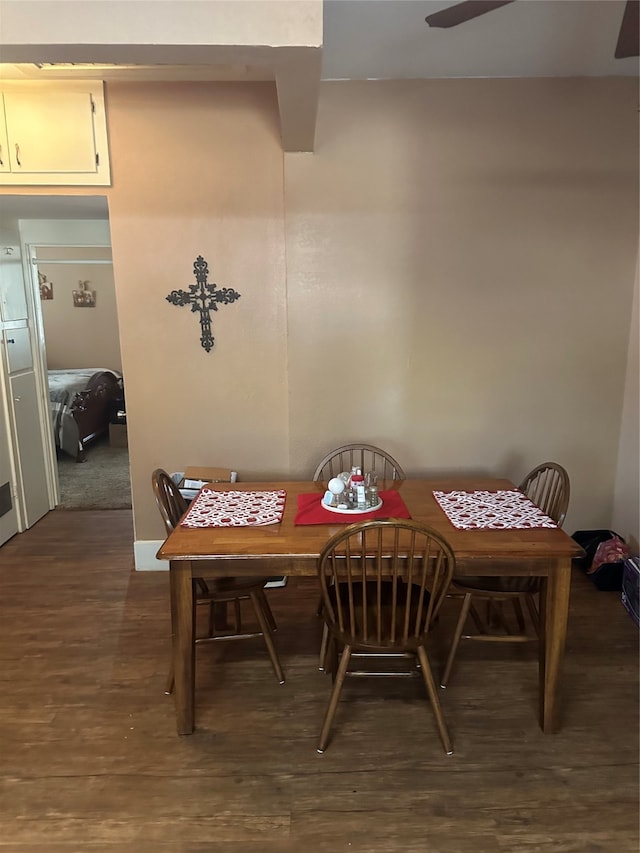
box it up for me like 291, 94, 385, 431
36, 246, 121, 372
105, 82, 289, 538
1, 77, 637, 548
285, 79, 638, 536
612, 262, 639, 552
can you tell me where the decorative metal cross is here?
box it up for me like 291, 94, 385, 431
166, 256, 241, 352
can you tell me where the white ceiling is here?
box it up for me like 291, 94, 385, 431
2, 0, 637, 83
322, 0, 638, 80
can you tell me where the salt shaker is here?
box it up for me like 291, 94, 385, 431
351, 472, 366, 509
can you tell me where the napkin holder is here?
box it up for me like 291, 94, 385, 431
172, 467, 238, 501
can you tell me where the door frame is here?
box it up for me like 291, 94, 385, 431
26, 242, 117, 507
0, 310, 20, 542
1, 208, 113, 525
24, 242, 59, 507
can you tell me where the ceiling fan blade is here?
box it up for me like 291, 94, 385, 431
425, 1, 516, 29
615, 0, 639, 58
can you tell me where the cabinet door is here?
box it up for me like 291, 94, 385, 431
5, 326, 32, 373
0, 110, 9, 174
0, 247, 28, 321
9, 371, 50, 527
4, 90, 98, 174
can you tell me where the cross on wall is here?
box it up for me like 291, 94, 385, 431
166, 256, 241, 352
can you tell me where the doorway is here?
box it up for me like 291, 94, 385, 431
2, 196, 131, 514
32, 243, 130, 508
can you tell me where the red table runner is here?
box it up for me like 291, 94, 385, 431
295, 490, 412, 526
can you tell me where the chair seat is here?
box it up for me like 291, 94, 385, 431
452, 575, 539, 594
327, 581, 432, 649
202, 576, 271, 596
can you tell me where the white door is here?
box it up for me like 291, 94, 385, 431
0, 242, 22, 544
0, 242, 51, 530
0, 355, 18, 546
6, 329, 50, 526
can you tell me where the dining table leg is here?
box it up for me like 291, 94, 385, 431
169, 559, 196, 735
538, 557, 572, 733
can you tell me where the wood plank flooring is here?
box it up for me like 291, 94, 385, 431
0, 509, 638, 852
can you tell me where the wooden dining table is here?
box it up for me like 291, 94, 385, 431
156, 477, 583, 736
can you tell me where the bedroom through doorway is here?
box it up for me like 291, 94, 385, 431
56, 432, 131, 509
27, 215, 131, 511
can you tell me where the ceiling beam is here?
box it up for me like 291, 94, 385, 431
275, 47, 322, 153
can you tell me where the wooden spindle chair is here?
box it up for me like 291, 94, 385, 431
316, 518, 456, 756
440, 462, 570, 688
312, 444, 407, 671
313, 443, 406, 484
152, 469, 284, 695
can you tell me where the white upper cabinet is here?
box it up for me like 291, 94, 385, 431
0, 81, 110, 186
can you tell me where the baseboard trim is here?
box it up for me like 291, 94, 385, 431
135, 539, 168, 571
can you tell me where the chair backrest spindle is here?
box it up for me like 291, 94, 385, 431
318, 519, 455, 651
152, 468, 188, 534
519, 462, 570, 527
313, 444, 406, 483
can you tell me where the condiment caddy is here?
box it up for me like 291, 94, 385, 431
322, 467, 381, 514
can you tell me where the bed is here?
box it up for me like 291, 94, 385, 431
48, 368, 123, 462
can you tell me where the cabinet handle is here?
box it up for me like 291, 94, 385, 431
6, 338, 15, 344
14, 143, 21, 167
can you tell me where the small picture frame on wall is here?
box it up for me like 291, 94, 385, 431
73, 280, 96, 308
38, 271, 54, 301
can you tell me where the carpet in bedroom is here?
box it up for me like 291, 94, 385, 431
57, 436, 132, 510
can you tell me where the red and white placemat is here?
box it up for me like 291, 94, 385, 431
433, 489, 557, 530
180, 488, 287, 528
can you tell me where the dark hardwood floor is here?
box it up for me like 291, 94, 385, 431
1, 509, 638, 852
